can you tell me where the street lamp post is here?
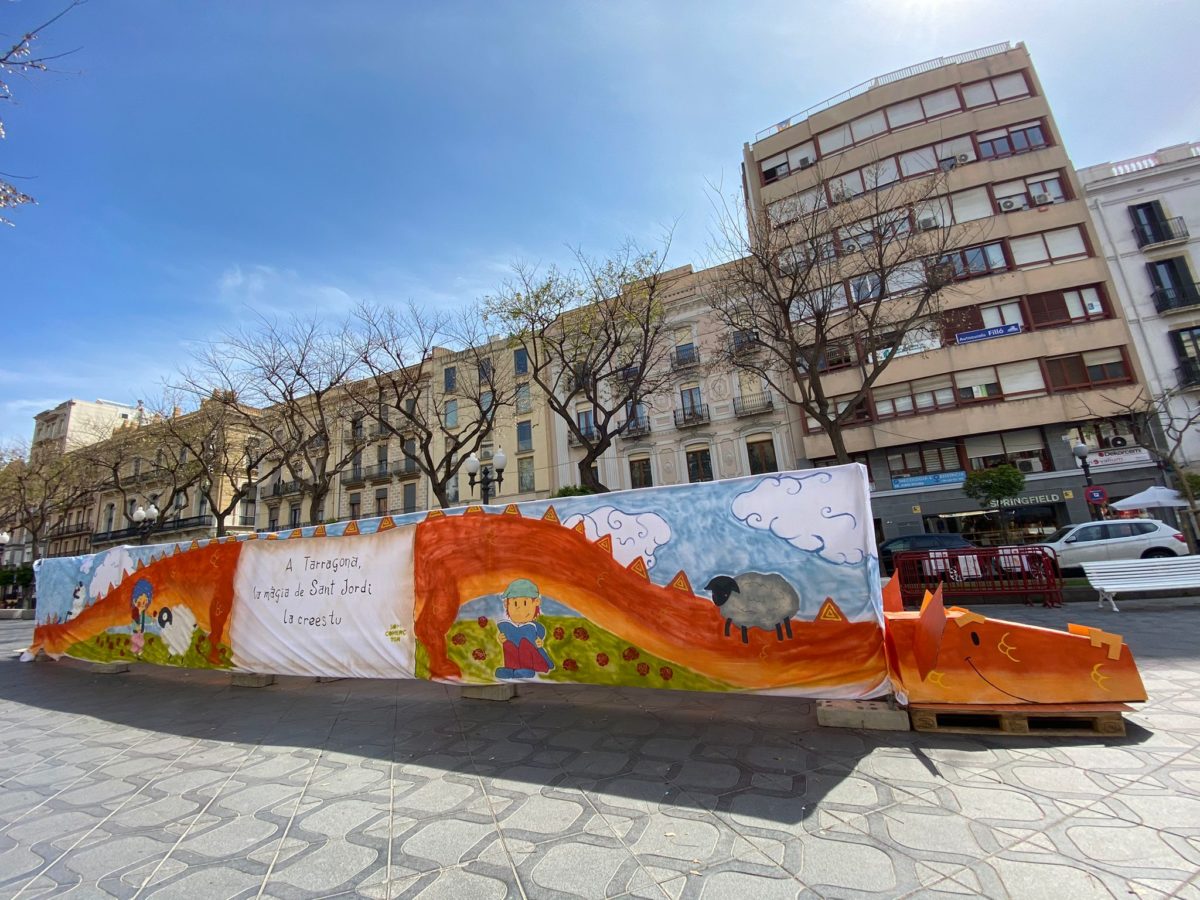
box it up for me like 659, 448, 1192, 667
131, 503, 160, 545
1073, 443, 1097, 521
465, 449, 507, 505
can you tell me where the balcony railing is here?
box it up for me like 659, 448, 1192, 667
622, 415, 651, 438
731, 331, 761, 356
674, 404, 710, 428
236, 515, 257, 527
344, 427, 367, 444
92, 515, 215, 546
568, 427, 598, 446
47, 521, 93, 538
1154, 282, 1200, 313
1179, 359, 1200, 388
393, 459, 420, 478
342, 468, 367, 486
734, 392, 775, 417
671, 346, 701, 369
366, 462, 392, 482
1134, 217, 1189, 249
370, 423, 391, 439
263, 480, 302, 498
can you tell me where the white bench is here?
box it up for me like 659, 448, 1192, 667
1080, 557, 1200, 611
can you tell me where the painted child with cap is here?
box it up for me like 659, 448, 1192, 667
494, 578, 555, 679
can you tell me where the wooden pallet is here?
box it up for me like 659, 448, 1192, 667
909, 702, 1131, 738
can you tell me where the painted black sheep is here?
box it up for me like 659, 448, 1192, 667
705, 572, 801, 644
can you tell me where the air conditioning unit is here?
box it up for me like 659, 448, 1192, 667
842, 241, 859, 253
918, 216, 939, 231
1109, 435, 1129, 448
1016, 459, 1045, 473
939, 157, 957, 171
1033, 192, 1052, 206
1000, 198, 1018, 211
956, 153, 972, 164
797, 156, 814, 170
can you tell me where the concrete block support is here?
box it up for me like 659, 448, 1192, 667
89, 662, 130, 675
232, 672, 276, 688
817, 699, 911, 731
461, 683, 516, 701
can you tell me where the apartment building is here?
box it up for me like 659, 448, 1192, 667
31, 398, 143, 457
1078, 142, 1200, 466
740, 42, 1160, 543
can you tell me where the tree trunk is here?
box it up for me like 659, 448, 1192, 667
214, 511, 227, 538
826, 422, 852, 465
309, 485, 329, 526
578, 444, 610, 493
429, 481, 451, 509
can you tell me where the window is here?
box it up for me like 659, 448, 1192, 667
267, 509, 278, 531
962, 71, 1031, 108
800, 340, 855, 373
817, 122, 852, 155
850, 109, 887, 143
1027, 286, 1107, 327
506, 455, 531, 493
966, 428, 1049, 473
850, 273, 883, 303
1010, 227, 1088, 269
374, 488, 388, 516
981, 299, 1025, 329
829, 170, 864, 202
104, 504, 115, 532
629, 457, 652, 489
680, 385, 703, 415
513, 348, 528, 375
921, 87, 960, 119
402, 482, 417, 512
949, 187, 992, 223
443, 367, 457, 392
956, 367, 1002, 402
444, 399, 458, 428
1148, 257, 1199, 310
806, 395, 872, 432
746, 437, 779, 475
1045, 348, 1131, 390
289, 505, 301, 527
478, 359, 493, 384
869, 324, 941, 363
348, 493, 360, 519
938, 242, 1008, 280
1071, 418, 1140, 452
887, 443, 961, 478
198, 493, 208, 517
516, 420, 533, 453
1170, 328, 1200, 383
576, 407, 595, 439
760, 141, 815, 184
1130, 201, 1180, 247
515, 383, 532, 414
481, 390, 494, 416
686, 447, 713, 483
977, 121, 1048, 159
997, 360, 1045, 397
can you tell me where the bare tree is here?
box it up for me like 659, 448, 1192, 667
350, 300, 516, 509
486, 242, 678, 493
1, 2, 83, 224
190, 315, 365, 525
707, 158, 987, 463
0, 440, 94, 562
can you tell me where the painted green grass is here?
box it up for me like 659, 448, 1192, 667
66, 628, 233, 670
445, 614, 733, 691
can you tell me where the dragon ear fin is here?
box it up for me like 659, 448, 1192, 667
914, 583, 947, 681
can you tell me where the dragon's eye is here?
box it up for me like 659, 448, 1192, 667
970, 631, 981, 646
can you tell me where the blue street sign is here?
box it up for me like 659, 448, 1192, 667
955, 323, 1022, 345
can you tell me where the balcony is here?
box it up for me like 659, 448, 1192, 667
1179, 359, 1200, 388
734, 392, 775, 417
370, 423, 391, 439
568, 427, 598, 446
731, 330, 761, 356
366, 462, 392, 483
674, 404, 710, 428
392, 459, 420, 478
671, 345, 701, 370
47, 521, 94, 538
613, 365, 639, 384
622, 415, 651, 439
236, 515, 257, 528
1154, 282, 1200, 314
1134, 217, 1189, 250
262, 480, 302, 498
92, 515, 214, 546
344, 427, 367, 444
342, 468, 367, 486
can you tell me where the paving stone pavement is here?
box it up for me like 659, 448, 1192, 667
1, 599, 1199, 899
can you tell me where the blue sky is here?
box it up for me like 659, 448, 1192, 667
3, 0, 1198, 443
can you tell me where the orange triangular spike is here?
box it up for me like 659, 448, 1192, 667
626, 556, 649, 579
542, 506, 559, 523
377, 516, 395, 531
190, 540, 201, 551
503, 504, 521, 516
594, 534, 613, 554
817, 597, 845, 622
121, 569, 130, 580
288, 528, 303, 539
572, 520, 587, 535
266, 532, 279, 540
312, 524, 326, 536
881, 572, 903, 613
669, 571, 693, 593
343, 520, 361, 535
463, 505, 484, 516
425, 508, 445, 518
914, 583, 947, 681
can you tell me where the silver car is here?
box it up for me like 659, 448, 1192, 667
1036, 519, 1188, 568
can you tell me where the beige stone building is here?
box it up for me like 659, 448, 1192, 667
740, 41, 1160, 543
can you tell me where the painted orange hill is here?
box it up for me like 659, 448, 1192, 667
413, 506, 887, 693
30, 540, 243, 662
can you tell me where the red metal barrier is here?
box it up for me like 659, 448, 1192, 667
893, 546, 1063, 608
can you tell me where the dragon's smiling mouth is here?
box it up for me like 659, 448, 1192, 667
965, 656, 1035, 703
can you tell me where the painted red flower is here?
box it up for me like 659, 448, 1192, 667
563, 658, 579, 672
636, 662, 650, 677
477, 616, 489, 628
595, 653, 609, 667
553, 627, 565, 640
472, 648, 486, 661
660, 666, 674, 681
452, 633, 466, 646
573, 627, 590, 641
622, 647, 639, 661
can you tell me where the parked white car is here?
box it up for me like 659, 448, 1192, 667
1035, 519, 1188, 569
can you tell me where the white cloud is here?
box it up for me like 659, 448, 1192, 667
88, 547, 136, 599
562, 505, 671, 570
215, 264, 358, 318
731, 471, 866, 565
